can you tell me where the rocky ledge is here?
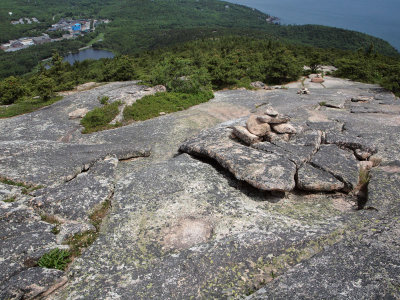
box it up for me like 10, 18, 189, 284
0, 77, 399, 299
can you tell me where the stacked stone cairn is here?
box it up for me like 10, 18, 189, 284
231, 107, 296, 145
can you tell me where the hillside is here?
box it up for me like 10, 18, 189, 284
0, 0, 398, 79
0, 77, 399, 298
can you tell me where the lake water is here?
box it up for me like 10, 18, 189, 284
63, 48, 114, 64
228, 0, 400, 51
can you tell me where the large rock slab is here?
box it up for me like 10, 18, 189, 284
248, 215, 400, 299
297, 163, 345, 192
180, 128, 297, 191
310, 145, 359, 191
253, 129, 322, 167
30, 157, 117, 222
58, 154, 355, 299
0, 140, 149, 186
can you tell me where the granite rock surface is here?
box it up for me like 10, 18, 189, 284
0, 79, 399, 299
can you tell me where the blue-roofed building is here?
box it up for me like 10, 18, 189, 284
72, 23, 81, 32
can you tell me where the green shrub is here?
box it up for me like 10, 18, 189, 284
0, 76, 26, 105
38, 248, 71, 270
36, 75, 56, 101
80, 101, 121, 133
99, 96, 109, 105
123, 91, 213, 121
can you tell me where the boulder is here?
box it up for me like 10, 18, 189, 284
297, 163, 345, 192
246, 115, 271, 136
271, 123, 297, 134
232, 126, 261, 145
68, 108, 88, 119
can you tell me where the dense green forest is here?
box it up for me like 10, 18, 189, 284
1, 36, 399, 105
0, 0, 398, 79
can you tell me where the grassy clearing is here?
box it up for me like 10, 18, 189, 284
87, 32, 105, 47
123, 91, 213, 121
0, 96, 63, 118
80, 101, 121, 134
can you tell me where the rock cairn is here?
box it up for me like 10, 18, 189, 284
231, 107, 296, 145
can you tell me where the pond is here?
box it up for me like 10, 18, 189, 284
63, 48, 115, 64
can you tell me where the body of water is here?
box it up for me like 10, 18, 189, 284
63, 48, 114, 64
228, 0, 400, 51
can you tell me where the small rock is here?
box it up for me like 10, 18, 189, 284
271, 123, 297, 134
250, 81, 265, 89
257, 115, 290, 124
359, 161, 374, 171
369, 155, 382, 167
159, 112, 166, 116
265, 108, 279, 117
153, 85, 167, 93
264, 131, 290, 143
246, 115, 271, 136
355, 149, 372, 160
232, 126, 261, 145
68, 108, 89, 119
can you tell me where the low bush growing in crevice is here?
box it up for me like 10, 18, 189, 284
123, 91, 213, 121
80, 101, 121, 133
38, 248, 71, 270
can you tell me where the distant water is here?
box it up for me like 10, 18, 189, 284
228, 0, 400, 51
63, 48, 114, 64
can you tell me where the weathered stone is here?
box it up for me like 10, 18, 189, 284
297, 163, 345, 192
0, 201, 61, 287
271, 123, 297, 134
30, 157, 117, 222
325, 132, 377, 155
366, 162, 400, 210
323, 99, 346, 109
311, 145, 359, 192
257, 115, 290, 124
180, 128, 296, 191
232, 126, 261, 145
0, 268, 65, 300
68, 108, 89, 119
246, 115, 271, 136
247, 217, 400, 299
